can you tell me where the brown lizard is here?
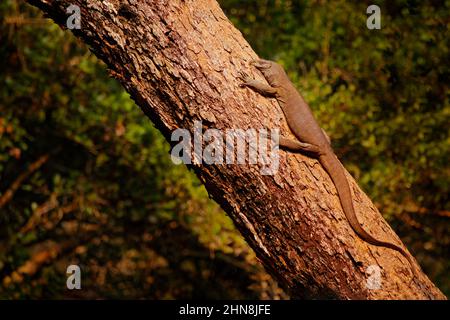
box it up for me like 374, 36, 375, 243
239, 58, 417, 278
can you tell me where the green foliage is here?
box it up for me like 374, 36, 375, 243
0, 1, 282, 299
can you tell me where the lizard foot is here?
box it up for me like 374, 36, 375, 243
237, 71, 253, 87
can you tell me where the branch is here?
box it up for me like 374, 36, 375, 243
0, 153, 50, 210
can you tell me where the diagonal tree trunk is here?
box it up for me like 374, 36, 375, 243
25, 0, 445, 299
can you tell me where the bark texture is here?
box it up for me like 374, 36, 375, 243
26, 0, 445, 299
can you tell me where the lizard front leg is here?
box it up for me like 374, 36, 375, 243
238, 71, 278, 97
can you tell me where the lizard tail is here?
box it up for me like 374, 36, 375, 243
319, 152, 417, 279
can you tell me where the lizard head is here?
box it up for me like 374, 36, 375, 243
251, 59, 287, 87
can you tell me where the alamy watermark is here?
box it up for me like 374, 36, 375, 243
66, 264, 81, 290
170, 121, 280, 175
367, 5, 381, 30
66, 4, 81, 30
365, 265, 382, 290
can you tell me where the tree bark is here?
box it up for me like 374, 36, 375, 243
25, 0, 445, 299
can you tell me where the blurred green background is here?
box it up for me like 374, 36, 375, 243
0, 0, 448, 298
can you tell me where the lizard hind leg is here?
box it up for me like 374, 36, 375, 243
278, 136, 321, 155
259, 132, 321, 155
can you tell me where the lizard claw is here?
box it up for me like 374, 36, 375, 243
237, 71, 252, 87
237, 70, 248, 79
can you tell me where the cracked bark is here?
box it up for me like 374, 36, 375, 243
25, 0, 445, 299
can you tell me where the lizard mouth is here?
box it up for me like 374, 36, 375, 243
251, 59, 272, 70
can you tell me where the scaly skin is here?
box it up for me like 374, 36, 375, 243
240, 58, 417, 278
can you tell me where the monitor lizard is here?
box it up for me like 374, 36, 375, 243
239, 58, 417, 278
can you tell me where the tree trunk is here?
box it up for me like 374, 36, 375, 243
25, 0, 445, 299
